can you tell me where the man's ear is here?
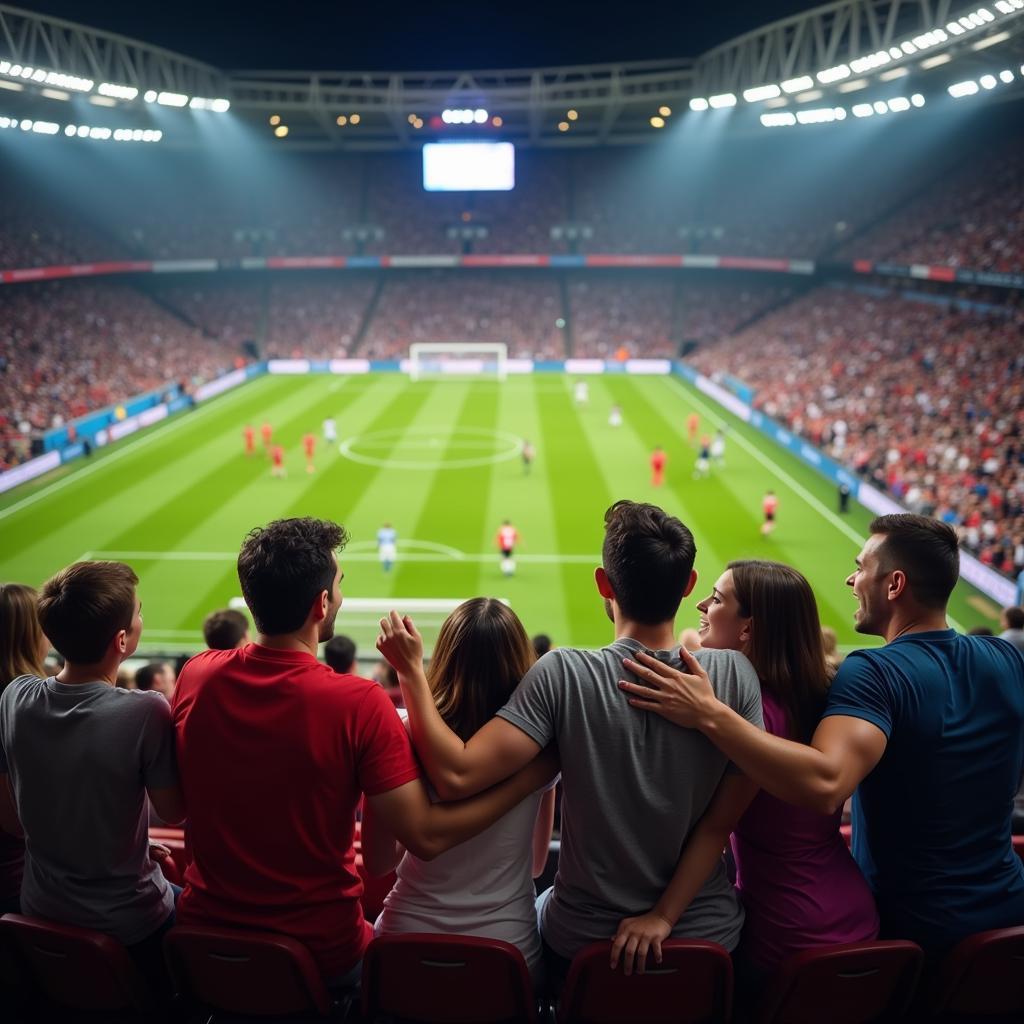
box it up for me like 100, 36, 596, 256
595, 566, 614, 599
310, 589, 329, 625
888, 570, 908, 602
681, 568, 698, 598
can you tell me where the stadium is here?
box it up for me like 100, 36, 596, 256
1, 0, 1024, 1019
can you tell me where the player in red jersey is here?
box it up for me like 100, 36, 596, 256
761, 489, 778, 536
261, 421, 273, 450
303, 432, 316, 474
650, 446, 667, 487
243, 424, 255, 456
270, 444, 286, 478
495, 520, 519, 577
687, 412, 700, 445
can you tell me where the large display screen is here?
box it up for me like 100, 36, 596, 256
422, 142, 515, 192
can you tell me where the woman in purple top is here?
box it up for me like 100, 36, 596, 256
697, 560, 878, 974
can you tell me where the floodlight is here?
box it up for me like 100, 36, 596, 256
947, 21, 965, 33
920, 53, 953, 68
873, 100, 889, 113
744, 84, 782, 101
852, 103, 874, 117
156, 91, 188, 107
689, 97, 709, 111
979, 73, 997, 88
999, 68, 1014, 82
760, 112, 796, 126
708, 92, 737, 108
888, 96, 911, 111
817, 65, 851, 83
974, 30, 1012, 48
781, 75, 814, 93
911, 93, 926, 106
99, 83, 138, 100
144, 90, 157, 102
880, 67, 909, 80
948, 80, 980, 96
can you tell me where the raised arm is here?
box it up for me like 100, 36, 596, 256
610, 773, 757, 975
619, 648, 886, 815
377, 612, 542, 799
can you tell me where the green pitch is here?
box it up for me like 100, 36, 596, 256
0, 372, 996, 655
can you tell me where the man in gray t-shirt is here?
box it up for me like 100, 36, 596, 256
376, 500, 763, 979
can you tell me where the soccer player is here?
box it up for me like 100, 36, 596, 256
687, 412, 700, 446
496, 520, 518, 577
243, 424, 256, 457
303, 432, 316, 474
377, 523, 397, 572
271, 444, 286, 478
521, 440, 536, 475
573, 380, 589, 406
323, 417, 337, 446
761, 490, 778, 536
693, 437, 711, 480
261, 421, 273, 450
609, 404, 623, 428
710, 429, 726, 467
650, 446, 667, 488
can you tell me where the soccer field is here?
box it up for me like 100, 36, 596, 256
0, 372, 995, 654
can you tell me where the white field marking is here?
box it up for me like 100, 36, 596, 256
339, 425, 523, 470
87, 549, 601, 565
665, 376, 966, 633
0, 374, 276, 524
345, 538, 467, 559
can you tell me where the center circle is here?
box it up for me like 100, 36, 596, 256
339, 426, 524, 470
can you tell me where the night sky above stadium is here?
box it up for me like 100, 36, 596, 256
14, 0, 814, 70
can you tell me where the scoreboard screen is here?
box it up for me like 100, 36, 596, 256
422, 142, 515, 192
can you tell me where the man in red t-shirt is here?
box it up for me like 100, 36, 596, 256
270, 444, 285, 478
243, 424, 255, 456
260, 421, 272, 449
303, 432, 316, 474
761, 489, 779, 536
173, 517, 551, 985
495, 520, 518, 577
650, 446, 667, 487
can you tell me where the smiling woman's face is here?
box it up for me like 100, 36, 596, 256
695, 569, 751, 653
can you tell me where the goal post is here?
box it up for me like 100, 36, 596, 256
408, 342, 508, 381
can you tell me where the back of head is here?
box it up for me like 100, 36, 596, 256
202, 608, 250, 650
0, 582, 46, 686
870, 513, 959, 610
602, 500, 696, 624
134, 662, 162, 691
37, 561, 138, 665
729, 559, 830, 741
1002, 606, 1024, 631
532, 633, 552, 658
428, 598, 534, 741
324, 634, 357, 674
237, 517, 348, 635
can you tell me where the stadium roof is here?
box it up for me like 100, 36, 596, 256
1, 0, 1023, 147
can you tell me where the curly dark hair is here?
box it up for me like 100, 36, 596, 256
602, 500, 696, 625
237, 518, 348, 635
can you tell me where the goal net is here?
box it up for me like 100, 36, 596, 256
408, 342, 508, 381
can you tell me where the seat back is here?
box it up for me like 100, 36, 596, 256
0, 912, 153, 1012
930, 926, 1024, 1018
558, 939, 733, 1024
362, 933, 536, 1023
755, 940, 923, 1024
164, 924, 332, 1017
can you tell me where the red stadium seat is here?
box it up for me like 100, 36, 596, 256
557, 939, 733, 1023
0, 912, 154, 1012
362, 933, 537, 1023
753, 940, 923, 1024
928, 926, 1024, 1019
164, 924, 338, 1017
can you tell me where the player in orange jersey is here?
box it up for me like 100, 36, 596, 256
243, 424, 255, 456
261, 421, 273, 450
761, 489, 778, 536
270, 444, 286, 478
303, 432, 316, 474
687, 412, 700, 445
650, 446, 667, 487
496, 520, 519, 577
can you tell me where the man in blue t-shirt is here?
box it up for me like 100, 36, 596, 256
620, 512, 1024, 953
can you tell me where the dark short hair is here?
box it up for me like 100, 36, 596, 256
1004, 606, 1024, 631
134, 662, 167, 691
869, 514, 959, 610
602, 500, 696, 624
37, 561, 138, 663
532, 633, 552, 658
203, 609, 250, 650
237, 518, 348, 635
324, 634, 357, 673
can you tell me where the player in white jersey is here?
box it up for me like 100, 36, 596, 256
323, 417, 337, 445
710, 429, 726, 466
609, 403, 623, 428
377, 523, 397, 572
495, 520, 519, 577
573, 380, 589, 406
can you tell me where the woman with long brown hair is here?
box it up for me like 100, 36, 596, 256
613, 560, 877, 981
364, 598, 556, 983
0, 583, 50, 913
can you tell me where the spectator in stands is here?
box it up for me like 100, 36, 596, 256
621, 514, 1024, 954
821, 626, 842, 673
532, 633, 552, 659
134, 660, 176, 701
617, 562, 877, 986
324, 633, 357, 674
376, 500, 761, 987
172, 517, 555, 987
371, 599, 556, 984
678, 627, 703, 652
0, 583, 50, 913
968, 626, 995, 636
999, 606, 1024, 654
0, 562, 184, 981
202, 608, 251, 650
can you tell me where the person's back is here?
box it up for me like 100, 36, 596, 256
831, 630, 1024, 949
498, 640, 761, 957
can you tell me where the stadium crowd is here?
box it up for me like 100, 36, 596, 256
689, 286, 1024, 575
1, 505, 1023, 1020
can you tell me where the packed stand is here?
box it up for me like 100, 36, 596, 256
689, 286, 1024, 575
